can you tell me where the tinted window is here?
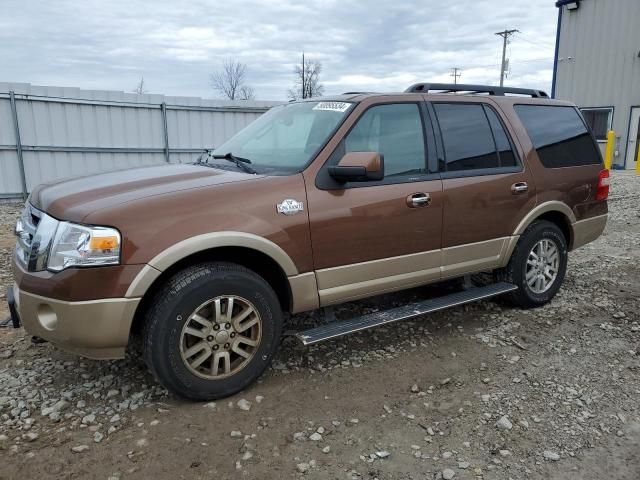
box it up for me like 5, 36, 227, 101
345, 103, 426, 177
514, 105, 602, 168
485, 107, 518, 167
434, 103, 499, 171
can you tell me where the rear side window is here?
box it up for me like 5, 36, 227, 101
433, 103, 519, 172
514, 105, 602, 168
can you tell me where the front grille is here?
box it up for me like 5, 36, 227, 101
15, 205, 57, 272
16, 204, 41, 255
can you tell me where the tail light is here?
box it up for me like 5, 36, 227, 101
596, 169, 610, 201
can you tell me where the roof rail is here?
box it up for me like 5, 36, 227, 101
404, 83, 549, 98
342, 91, 376, 95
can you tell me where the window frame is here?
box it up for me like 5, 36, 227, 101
579, 106, 614, 142
429, 101, 523, 179
315, 101, 439, 190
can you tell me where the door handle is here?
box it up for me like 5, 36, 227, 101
407, 193, 431, 208
511, 182, 529, 194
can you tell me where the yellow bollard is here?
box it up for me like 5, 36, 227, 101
604, 130, 615, 170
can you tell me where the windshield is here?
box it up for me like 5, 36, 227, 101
211, 101, 353, 174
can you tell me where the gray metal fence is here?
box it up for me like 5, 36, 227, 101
0, 83, 280, 199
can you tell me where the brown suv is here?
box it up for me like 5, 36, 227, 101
8, 83, 609, 400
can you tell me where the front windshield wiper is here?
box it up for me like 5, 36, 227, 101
210, 152, 256, 174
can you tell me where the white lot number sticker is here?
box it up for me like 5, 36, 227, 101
312, 102, 351, 113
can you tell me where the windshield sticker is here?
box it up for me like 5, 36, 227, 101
312, 102, 351, 113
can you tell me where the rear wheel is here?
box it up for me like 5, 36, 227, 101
142, 262, 282, 401
499, 220, 568, 308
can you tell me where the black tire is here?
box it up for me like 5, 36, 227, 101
142, 262, 282, 401
498, 220, 568, 309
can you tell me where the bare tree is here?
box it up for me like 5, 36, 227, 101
132, 76, 148, 95
287, 53, 324, 100
210, 59, 255, 100
238, 85, 255, 101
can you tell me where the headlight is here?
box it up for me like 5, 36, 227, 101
48, 222, 121, 271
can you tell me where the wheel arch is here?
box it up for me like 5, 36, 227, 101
126, 233, 303, 338
501, 202, 576, 266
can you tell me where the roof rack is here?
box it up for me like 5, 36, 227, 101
341, 91, 376, 95
404, 83, 549, 98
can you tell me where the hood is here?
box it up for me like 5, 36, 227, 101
29, 164, 261, 222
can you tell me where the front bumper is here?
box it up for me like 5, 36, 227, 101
10, 282, 140, 360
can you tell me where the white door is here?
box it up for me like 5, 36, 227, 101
626, 107, 640, 169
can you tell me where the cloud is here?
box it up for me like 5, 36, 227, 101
0, 0, 558, 100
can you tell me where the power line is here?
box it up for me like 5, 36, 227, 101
516, 32, 555, 49
450, 67, 461, 84
495, 29, 519, 86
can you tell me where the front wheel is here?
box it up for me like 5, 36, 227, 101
498, 220, 568, 308
142, 262, 282, 401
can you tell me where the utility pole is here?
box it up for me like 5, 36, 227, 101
301, 52, 305, 99
450, 67, 461, 84
495, 29, 518, 86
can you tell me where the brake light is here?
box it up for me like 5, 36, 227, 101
596, 169, 610, 201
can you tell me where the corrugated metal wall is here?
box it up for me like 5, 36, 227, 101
0, 83, 280, 198
554, 0, 640, 169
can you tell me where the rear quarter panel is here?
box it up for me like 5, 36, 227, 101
493, 98, 608, 222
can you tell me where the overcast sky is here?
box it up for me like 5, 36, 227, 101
1, 0, 558, 100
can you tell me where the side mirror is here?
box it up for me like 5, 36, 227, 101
328, 152, 384, 183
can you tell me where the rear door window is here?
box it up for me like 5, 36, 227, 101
433, 103, 520, 173
514, 105, 602, 168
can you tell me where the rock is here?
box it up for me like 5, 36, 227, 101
24, 432, 38, 442
136, 438, 149, 447
442, 451, 453, 459
309, 432, 322, 441
71, 445, 90, 453
296, 462, 310, 473
230, 431, 243, 438
411, 384, 420, 392
496, 415, 513, 430
499, 449, 511, 457
106, 389, 119, 398
441, 378, 451, 385
543, 451, 560, 461
110, 414, 121, 423
82, 414, 96, 425
237, 399, 252, 411
442, 468, 456, 479
458, 461, 470, 469
94, 432, 104, 443
150, 420, 159, 427
375, 451, 390, 459
204, 402, 216, 409
322, 446, 331, 454
255, 395, 264, 404
242, 451, 253, 461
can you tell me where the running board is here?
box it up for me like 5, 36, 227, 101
294, 282, 517, 346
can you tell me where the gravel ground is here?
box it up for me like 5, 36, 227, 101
1, 172, 639, 480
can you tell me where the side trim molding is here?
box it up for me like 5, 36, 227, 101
289, 272, 320, 313
571, 213, 607, 250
